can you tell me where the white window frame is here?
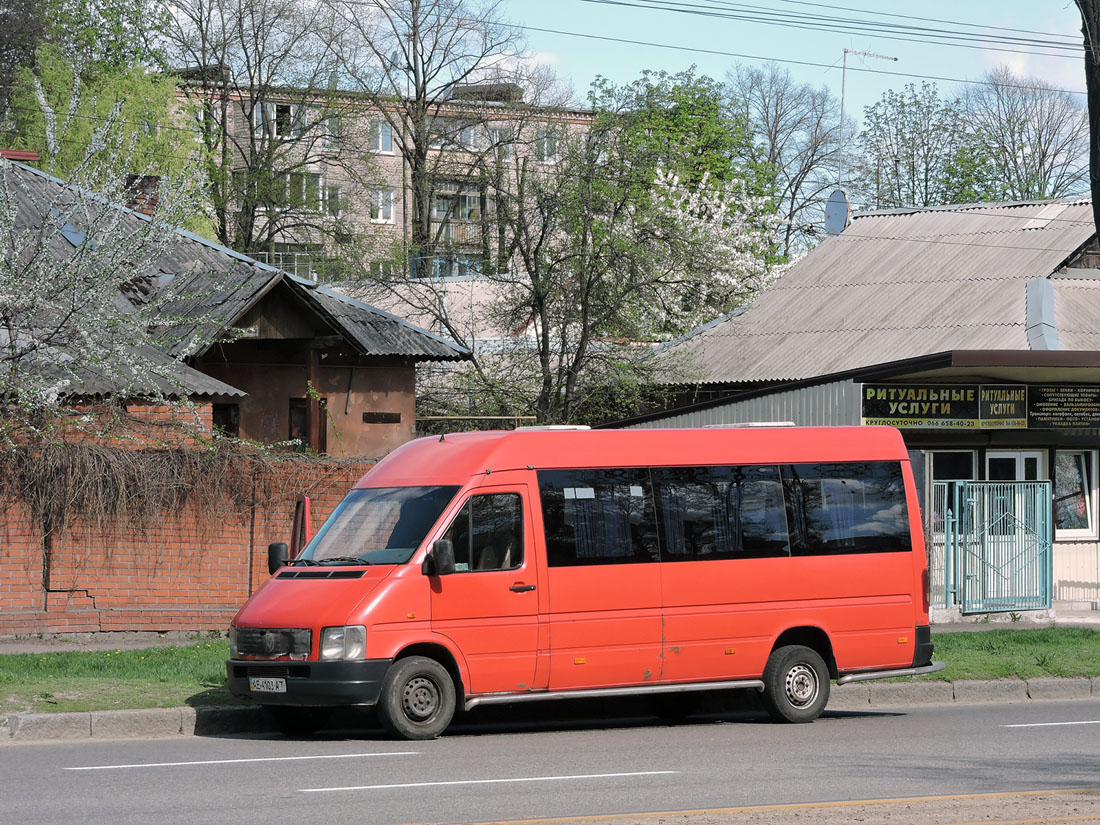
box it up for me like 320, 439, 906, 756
488, 125, 513, 160
254, 102, 302, 139
369, 189, 394, 223
1055, 449, 1098, 541
536, 128, 561, 163
368, 119, 394, 154
323, 183, 342, 217
321, 110, 342, 150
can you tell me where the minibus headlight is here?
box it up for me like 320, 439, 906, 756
319, 625, 367, 661
228, 625, 238, 658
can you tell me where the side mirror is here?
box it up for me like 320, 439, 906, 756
268, 541, 289, 575
428, 539, 456, 576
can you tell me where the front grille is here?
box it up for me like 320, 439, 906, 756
236, 627, 311, 659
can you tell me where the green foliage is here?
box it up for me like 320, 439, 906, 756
4, 44, 190, 187
856, 81, 965, 209
941, 140, 1004, 204
588, 68, 772, 196
47, 0, 166, 76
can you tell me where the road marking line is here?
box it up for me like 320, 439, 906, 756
301, 770, 679, 793
947, 816, 1100, 824
67, 752, 418, 771
1003, 720, 1100, 728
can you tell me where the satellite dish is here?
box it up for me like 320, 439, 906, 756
824, 189, 850, 236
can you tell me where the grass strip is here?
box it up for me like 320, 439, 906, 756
0, 639, 238, 715
2, 627, 1099, 716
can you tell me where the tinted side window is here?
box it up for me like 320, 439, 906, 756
538, 469, 659, 567
442, 493, 523, 572
652, 466, 790, 560
784, 462, 912, 555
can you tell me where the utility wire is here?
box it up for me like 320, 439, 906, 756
580, 0, 1082, 60
515, 24, 1088, 97
603, 0, 1082, 49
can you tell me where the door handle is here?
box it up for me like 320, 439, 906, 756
509, 584, 536, 592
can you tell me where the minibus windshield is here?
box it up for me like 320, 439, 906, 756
297, 486, 460, 565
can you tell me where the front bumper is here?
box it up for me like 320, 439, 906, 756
226, 658, 392, 707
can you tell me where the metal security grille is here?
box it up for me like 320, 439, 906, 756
933, 481, 1052, 614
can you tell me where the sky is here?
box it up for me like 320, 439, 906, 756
500, 0, 1088, 132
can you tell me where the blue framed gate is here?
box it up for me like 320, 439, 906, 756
932, 481, 1052, 614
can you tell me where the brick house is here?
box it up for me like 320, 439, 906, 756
6, 158, 469, 458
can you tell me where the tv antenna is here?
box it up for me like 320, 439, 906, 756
838, 48, 897, 187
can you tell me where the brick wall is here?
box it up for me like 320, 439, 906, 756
0, 457, 371, 636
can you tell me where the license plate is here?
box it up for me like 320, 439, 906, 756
248, 677, 287, 693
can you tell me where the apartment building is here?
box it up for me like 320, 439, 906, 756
200, 79, 596, 284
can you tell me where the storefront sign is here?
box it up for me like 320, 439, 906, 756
861, 383, 1100, 430
860, 384, 979, 428
1027, 385, 1100, 429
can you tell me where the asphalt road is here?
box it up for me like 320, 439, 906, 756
3, 699, 1099, 825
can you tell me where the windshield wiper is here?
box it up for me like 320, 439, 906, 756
317, 556, 372, 566
286, 558, 319, 566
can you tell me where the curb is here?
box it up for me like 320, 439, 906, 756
4, 678, 1100, 742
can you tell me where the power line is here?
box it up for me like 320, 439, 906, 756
515, 24, 1089, 97
580, 0, 1083, 60
758, 0, 1081, 41
618, 0, 1082, 49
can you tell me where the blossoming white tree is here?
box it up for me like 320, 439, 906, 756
361, 74, 783, 426
0, 70, 209, 438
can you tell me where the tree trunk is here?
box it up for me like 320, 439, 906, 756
1078, 2, 1100, 235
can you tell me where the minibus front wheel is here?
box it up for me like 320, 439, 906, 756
377, 655, 457, 740
761, 645, 830, 723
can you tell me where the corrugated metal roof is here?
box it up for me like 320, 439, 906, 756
664, 199, 1097, 385
304, 286, 470, 361
5, 160, 469, 399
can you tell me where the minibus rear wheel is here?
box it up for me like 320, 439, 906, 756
761, 645, 830, 723
377, 655, 456, 740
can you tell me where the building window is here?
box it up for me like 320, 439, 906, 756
930, 451, 976, 481
324, 183, 342, 217
321, 111, 342, 149
265, 171, 322, 211
368, 119, 393, 153
430, 256, 482, 279
1055, 450, 1097, 540
212, 404, 240, 438
427, 117, 452, 150
536, 128, 561, 163
369, 189, 394, 223
289, 397, 327, 453
254, 102, 302, 138
457, 123, 481, 150
488, 125, 513, 160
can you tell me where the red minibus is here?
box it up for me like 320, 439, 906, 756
227, 426, 942, 739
